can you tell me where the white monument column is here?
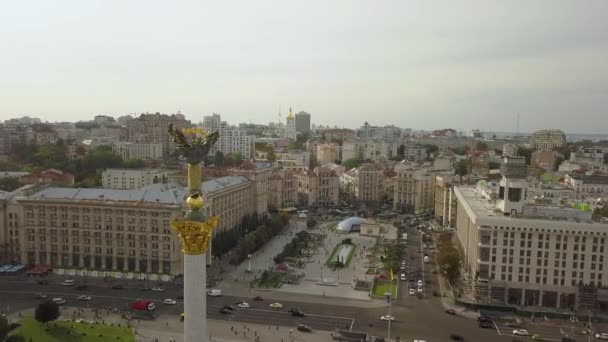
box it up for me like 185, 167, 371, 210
167, 125, 220, 342
184, 253, 206, 341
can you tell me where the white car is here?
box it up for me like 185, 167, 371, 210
61, 279, 75, 286
513, 329, 529, 336
52, 298, 66, 305
417, 286, 423, 293
417, 280, 423, 286
164, 299, 177, 305
151, 287, 165, 292
237, 302, 250, 309
269, 303, 283, 309
400, 274, 406, 281
409, 289, 416, 296
380, 315, 396, 321
596, 333, 608, 340
77, 295, 91, 301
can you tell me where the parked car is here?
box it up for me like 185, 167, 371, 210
151, 287, 165, 292
207, 289, 222, 297
513, 329, 529, 336
77, 295, 92, 301
253, 296, 264, 301
219, 308, 231, 314
269, 303, 283, 309
164, 299, 177, 305
61, 279, 75, 286
531, 334, 543, 341
409, 289, 416, 296
287, 307, 301, 313
380, 315, 395, 321
237, 302, 250, 309
479, 321, 493, 329
596, 333, 608, 340
449, 334, 464, 341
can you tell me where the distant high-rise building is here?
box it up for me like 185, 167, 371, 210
284, 108, 297, 140
125, 112, 189, 158
295, 111, 311, 134
202, 113, 255, 159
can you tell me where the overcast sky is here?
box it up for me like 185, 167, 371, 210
1, 1, 607, 133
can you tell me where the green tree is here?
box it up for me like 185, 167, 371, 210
214, 151, 225, 166
517, 146, 536, 165
455, 160, 468, 176
475, 141, 488, 151
123, 159, 145, 169
306, 217, 317, 229
343, 158, 362, 170
35, 301, 60, 323
0, 315, 9, 341
423, 144, 439, 155
6, 334, 26, 342
266, 147, 277, 162
0, 177, 21, 192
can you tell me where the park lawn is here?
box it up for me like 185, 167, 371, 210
373, 281, 397, 297
12, 316, 134, 342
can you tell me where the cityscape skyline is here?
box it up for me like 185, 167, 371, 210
2, 1, 608, 133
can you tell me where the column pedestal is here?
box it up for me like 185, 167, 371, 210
184, 253, 207, 342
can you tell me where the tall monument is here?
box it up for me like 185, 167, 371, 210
168, 125, 220, 342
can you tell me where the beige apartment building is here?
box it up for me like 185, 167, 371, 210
268, 170, 297, 210
316, 143, 341, 165
434, 174, 460, 228
351, 163, 384, 205
296, 166, 339, 207
112, 142, 163, 161
529, 129, 567, 151
393, 161, 454, 213
125, 112, 190, 157
102, 168, 170, 189
1, 174, 261, 276
455, 157, 608, 311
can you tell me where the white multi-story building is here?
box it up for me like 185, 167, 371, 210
202, 114, 255, 159
357, 122, 402, 141
564, 174, 608, 201
112, 142, 163, 160
102, 169, 170, 190
454, 156, 608, 310
341, 140, 396, 162
529, 129, 567, 151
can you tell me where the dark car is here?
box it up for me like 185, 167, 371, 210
253, 296, 264, 301
479, 321, 493, 329
111, 284, 124, 290
287, 307, 301, 313
297, 324, 312, 332
477, 316, 491, 322
291, 310, 305, 317
37, 280, 49, 285
445, 309, 456, 315
75, 285, 89, 290
219, 308, 232, 314
223, 305, 236, 311
449, 334, 464, 341
176, 295, 184, 300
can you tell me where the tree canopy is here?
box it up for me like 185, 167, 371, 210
35, 301, 60, 323
0, 177, 21, 192
455, 160, 469, 176
343, 158, 362, 170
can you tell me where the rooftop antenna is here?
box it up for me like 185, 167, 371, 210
516, 113, 520, 135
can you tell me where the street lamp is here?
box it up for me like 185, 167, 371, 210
385, 292, 392, 341
247, 254, 252, 273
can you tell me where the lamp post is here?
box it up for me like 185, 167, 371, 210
385, 292, 392, 341
169, 125, 219, 342
247, 254, 252, 272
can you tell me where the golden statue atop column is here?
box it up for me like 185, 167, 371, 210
168, 124, 220, 342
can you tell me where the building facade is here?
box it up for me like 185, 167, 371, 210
565, 174, 608, 201
296, 166, 339, 207
316, 143, 341, 165
530, 150, 563, 171
102, 169, 169, 190
454, 165, 608, 310
112, 142, 163, 161
125, 113, 189, 158
530, 129, 567, 151
202, 113, 255, 159
284, 109, 296, 140
268, 170, 297, 210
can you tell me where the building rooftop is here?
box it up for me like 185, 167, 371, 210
454, 185, 599, 226
569, 174, 608, 184
24, 175, 252, 206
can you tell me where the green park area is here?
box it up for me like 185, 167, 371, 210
9, 316, 134, 342
251, 270, 285, 288
373, 280, 397, 297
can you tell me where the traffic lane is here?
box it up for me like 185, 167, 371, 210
494, 318, 574, 341
207, 305, 353, 331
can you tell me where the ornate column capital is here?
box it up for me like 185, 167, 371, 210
171, 217, 219, 255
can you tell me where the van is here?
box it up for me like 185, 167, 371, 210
207, 289, 222, 297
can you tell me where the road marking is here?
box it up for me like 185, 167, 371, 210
493, 320, 501, 335
350, 318, 355, 331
